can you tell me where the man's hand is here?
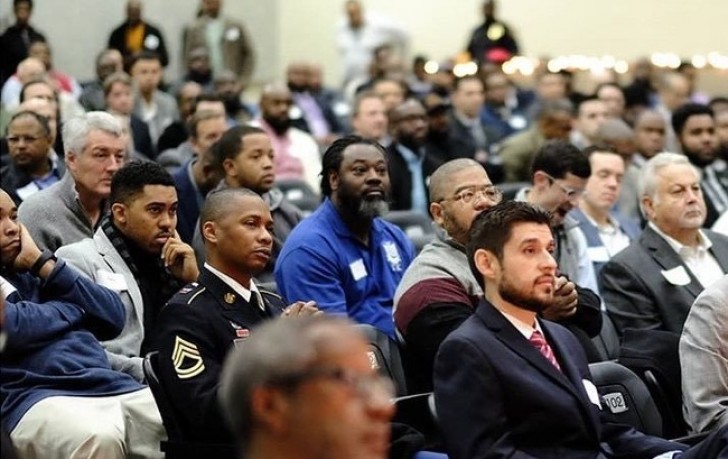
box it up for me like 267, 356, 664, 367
542, 276, 578, 321
162, 231, 199, 283
13, 223, 42, 272
282, 300, 321, 318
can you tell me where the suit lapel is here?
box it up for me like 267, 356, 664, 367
96, 231, 145, 321
641, 226, 704, 298
475, 301, 581, 398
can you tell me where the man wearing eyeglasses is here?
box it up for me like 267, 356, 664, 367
515, 140, 600, 294
394, 158, 602, 393
219, 315, 395, 459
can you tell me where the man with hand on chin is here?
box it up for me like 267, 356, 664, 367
56, 160, 198, 382
154, 187, 319, 446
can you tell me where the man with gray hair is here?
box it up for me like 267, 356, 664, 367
599, 152, 728, 335
18, 111, 127, 251
218, 315, 395, 459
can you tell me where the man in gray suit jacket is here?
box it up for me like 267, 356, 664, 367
56, 161, 198, 381
600, 153, 728, 335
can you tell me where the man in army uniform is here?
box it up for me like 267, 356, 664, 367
153, 187, 318, 445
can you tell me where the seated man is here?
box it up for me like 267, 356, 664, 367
395, 159, 601, 392
0, 189, 165, 459
18, 111, 127, 251
570, 146, 641, 277
680, 274, 728, 434
515, 140, 599, 293
600, 153, 728, 335
433, 201, 684, 459
56, 160, 199, 381
154, 188, 318, 445
1, 110, 61, 204
219, 315, 395, 459
275, 136, 415, 337
194, 125, 304, 282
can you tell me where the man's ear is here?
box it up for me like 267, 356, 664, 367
202, 221, 217, 244
532, 170, 549, 190
250, 386, 292, 435
430, 202, 444, 226
641, 195, 654, 221
329, 170, 340, 193
474, 248, 498, 281
222, 158, 236, 178
111, 202, 126, 225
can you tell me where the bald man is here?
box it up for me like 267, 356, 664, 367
254, 84, 321, 193
1, 57, 46, 108
153, 187, 317, 446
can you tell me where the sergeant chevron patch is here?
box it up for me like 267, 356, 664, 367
172, 336, 205, 379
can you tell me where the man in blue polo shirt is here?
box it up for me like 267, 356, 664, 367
275, 135, 415, 337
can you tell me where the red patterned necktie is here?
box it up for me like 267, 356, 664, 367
530, 329, 561, 371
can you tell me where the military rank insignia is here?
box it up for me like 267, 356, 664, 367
224, 292, 236, 304
172, 336, 205, 379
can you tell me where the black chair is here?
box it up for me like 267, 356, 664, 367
591, 311, 621, 362
355, 324, 408, 396
274, 178, 321, 214
588, 360, 663, 437
618, 329, 689, 439
382, 210, 436, 252
143, 352, 237, 459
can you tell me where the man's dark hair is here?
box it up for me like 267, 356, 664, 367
187, 110, 225, 139
671, 103, 714, 137
192, 93, 225, 115
582, 144, 618, 159
110, 160, 175, 205
129, 50, 162, 69
14, 0, 32, 8
7, 110, 50, 137
102, 71, 132, 97
211, 125, 266, 170
199, 187, 261, 240
530, 140, 591, 180
709, 97, 728, 111
466, 201, 552, 288
453, 74, 483, 92
19, 78, 55, 104
595, 82, 623, 96
319, 135, 386, 197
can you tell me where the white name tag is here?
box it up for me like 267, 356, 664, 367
582, 379, 602, 409
96, 270, 128, 292
349, 259, 367, 281
587, 246, 610, 263
661, 266, 691, 286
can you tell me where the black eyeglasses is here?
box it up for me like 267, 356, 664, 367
271, 367, 395, 402
440, 185, 503, 205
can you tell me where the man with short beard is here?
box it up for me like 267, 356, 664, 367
56, 160, 199, 381
672, 103, 728, 228
254, 84, 321, 193
433, 201, 689, 459
275, 136, 415, 337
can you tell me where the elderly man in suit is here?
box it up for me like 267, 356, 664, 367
599, 152, 728, 335
433, 201, 685, 459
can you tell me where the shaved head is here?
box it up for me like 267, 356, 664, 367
199, 187, 262, 235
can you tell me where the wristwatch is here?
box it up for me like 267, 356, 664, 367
30, 249, 57, 276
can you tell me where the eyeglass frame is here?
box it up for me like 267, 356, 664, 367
438, 184, 503, 205
541, 172, 584, 200
269, 366, 396, 402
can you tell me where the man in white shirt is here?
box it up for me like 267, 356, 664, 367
600, 152, 728, 335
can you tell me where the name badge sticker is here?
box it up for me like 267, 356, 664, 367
349, 259, 368, 281
661, 266, 691, 286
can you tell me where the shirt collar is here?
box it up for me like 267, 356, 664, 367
648, 222, 713, 254
204, 262, 262, 309
497, 306, 544, 340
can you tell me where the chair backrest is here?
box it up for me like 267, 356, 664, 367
591, 311, 621, 362
618, 329, 688, 438
498, 181, 530, 201
143, 351, 184, 441
274, 179, 321, 214
382, 210, 436, 237
588, 360, 663, 437
355, 324, 408, 396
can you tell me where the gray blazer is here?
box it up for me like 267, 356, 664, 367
56, 229, 146, 382
680, 274, 728, 434
599, 225, 728, 335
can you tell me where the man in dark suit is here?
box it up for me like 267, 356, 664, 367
386, 99, 442, 214
434, 201, 684, 459
600, 152, 728, 335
